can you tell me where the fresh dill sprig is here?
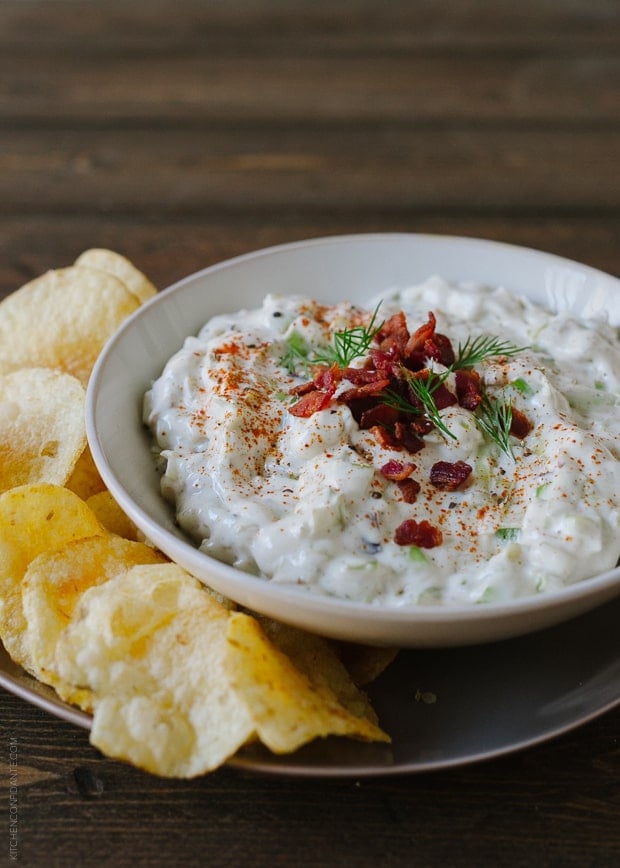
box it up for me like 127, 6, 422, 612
475, 394, 514, 458
382, 368, 457, 441
312, 302, 384, 369
453, 335, 528, 369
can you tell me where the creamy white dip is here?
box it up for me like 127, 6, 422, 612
144, 278, 620, 606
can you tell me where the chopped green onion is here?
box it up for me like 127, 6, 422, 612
495, 527, 520, 541
511, 378, 534, 396
408, 545, 428, 563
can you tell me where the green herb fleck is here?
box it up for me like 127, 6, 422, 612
495, 527, 520, 541
536, 482, 550, 498
414, 689, 437, 704
511, 377, 534, 396
279, 331, 311, 375
408, 545, 428, 563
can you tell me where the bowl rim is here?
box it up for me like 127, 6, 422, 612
86, 232, 620, 639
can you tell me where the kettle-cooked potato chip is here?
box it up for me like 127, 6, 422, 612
0, 368, 86, 494
74, 249, 157, 304
65, 445, 107, 501
0, 266, 141, 385
54, 563, 256, 777
22, 533, 166, 699
225, 613, 390, 753
0, 484, 103, 670
85, 491, 141, 541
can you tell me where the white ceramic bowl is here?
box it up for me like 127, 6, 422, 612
86, 234, 620, 647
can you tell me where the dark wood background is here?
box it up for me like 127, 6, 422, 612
0, 2, 618, 865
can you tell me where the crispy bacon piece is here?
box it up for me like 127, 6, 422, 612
289, 389, 333, 417
313, 363, 343, 392
509, 406, 533, 439
455, 369, 483, 410
338, 378, 391, 404
429, 460, 472, 491
393, 422, 426, 454
394, 518, 442, 547
369, 425, 403, 450
375, 311, 410, 353
380, 460, 415, 481
432, 382, 458, 410
405, 312, 436, 357
289, 379, 317, 396
424, 332, 455, 367
359, 403, 400, 429
397, 478, 421, 503
341, 367, 382, 385
367, 346, 401, 379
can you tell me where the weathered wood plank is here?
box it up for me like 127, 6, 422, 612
1, 54, 618, 124
2, 691, 619, 868
1, 215, 618, 299
0, 128, 617, 214
0, 0, 618, 53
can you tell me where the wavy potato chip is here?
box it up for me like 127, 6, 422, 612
54, 564, 255, 777
0, 266, 141, 385
0, 484, 103, 670
65, 445, 106, 500
86, 491, 141, 541
225, 613, 390, 753
334, 642, 399, 688
22, 534, 166, 701
74, 249, 157, 304
0, 368, 86, 494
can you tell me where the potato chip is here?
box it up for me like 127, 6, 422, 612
334, 642, 399, 687
0, 266, 141, 385
54, 564, 256, 777
0, 368, 86, 494
22, 534, 166, 700
65, 445, 106, 500
74, 249, 157, 304
0, 484, 103, 670
225, 613, 390, 753
86, 491, 141, 541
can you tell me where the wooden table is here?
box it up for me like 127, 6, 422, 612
0, 2, 618, 865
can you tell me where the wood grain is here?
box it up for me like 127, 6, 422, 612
0, 2, 618, 866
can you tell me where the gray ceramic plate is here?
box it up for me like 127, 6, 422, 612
2, 595, 618, 777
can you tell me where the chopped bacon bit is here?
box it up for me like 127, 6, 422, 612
397, 478, 421, 503
369, 425, 403, 450
393, 422, 426, 454
289, 379, 317, 396
409, 417, 434, 436
510, 406, 533, 439
338, 378, 391, 403
380, 460, 416, 481
405, 312, 436, 358
429, 460, 472, 491
313, 363, 343, 392
375, 311, 410, 353
289, 390, 333, 417
394, 518, 442, 547
455, 369, 483, 410
432, 382, 458, 410
341, 367, 383, 385
424, 332, 455, 367
359, 403, 400, 429
368, 347, 401, 379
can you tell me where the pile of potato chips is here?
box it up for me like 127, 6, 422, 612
0, 251, 393, 777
